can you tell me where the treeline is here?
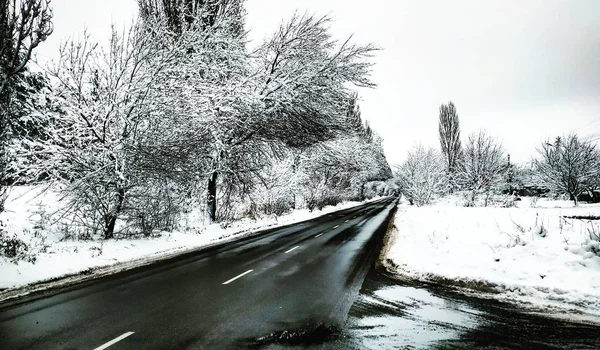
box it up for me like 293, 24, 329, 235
0, 0, 392, 239
395, 101, 600, 207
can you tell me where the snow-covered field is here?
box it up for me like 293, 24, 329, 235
0, 186, 374, 291
384, 195, 600, 317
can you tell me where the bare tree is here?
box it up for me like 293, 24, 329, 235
395, 145, 446, 206
534, 134, 600, 206
196, 12, 378, 222
138, 0, 244, 35
0, 0, 53, 212
253, 13, 378, 148
18, 22, 188, 239
457, 130, 506, 206
438, 101, 461, 187
0, 0, 53, 93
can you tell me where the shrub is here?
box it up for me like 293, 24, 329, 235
395, 145, 446, 206
0, 223, 36, 263
584, 222, 600, 257
260, 197, 292, 216
307, 194, 344, 211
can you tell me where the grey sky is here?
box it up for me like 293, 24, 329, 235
37, 0, 600, 165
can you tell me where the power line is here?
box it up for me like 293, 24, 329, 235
574, 118, 600, 133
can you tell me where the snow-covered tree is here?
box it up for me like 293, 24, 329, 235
438, 101, 461, 189
252, 13, 377, 147
0, 0, 53, 212
138, 0, 244, 36
534, 134, 600, 206
395, 145, 446, 206
18, 22, 188, 238
195, 12, 379, 221
457, 130, 507, 206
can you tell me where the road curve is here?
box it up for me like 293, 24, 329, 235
0, 197, 397, 349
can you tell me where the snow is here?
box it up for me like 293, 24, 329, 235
384, 194, 600, 317
0, 186, 377, 291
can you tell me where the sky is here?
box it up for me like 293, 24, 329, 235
36, 0, 600, 165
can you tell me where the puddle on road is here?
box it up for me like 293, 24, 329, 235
248, 269, 600, 350
246, 273, 480, 350
342, 276, 480, 349
343, 271, 600, 350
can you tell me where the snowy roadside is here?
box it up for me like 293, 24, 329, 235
0, 186, 380, 299
382, 196, 600, 319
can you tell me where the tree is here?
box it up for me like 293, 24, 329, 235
395, 145, 446, 206
438, 101, 461, 186
457, 130, 506, 206
0, 0, 53, 212
18, 21, 191, 239
534, 134, 600, 206
148, 3, 252, 222
197, 12, 378, 222
138, 0, 244, 36
253, 13, 377, 147
345, 92, 364, 135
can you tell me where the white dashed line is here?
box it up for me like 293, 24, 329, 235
334, 225, 339, 229
315, 233, 323, 238
285, 246, 300, 254
345, 219, 349, 222
94, 332, 135, 350
222, 269, 254, 285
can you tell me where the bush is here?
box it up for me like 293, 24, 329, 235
0, 223, 36, 263
260, 197, 292, 216
124, 185, 183, 237
307, 194, 344, 211
395, 145, 446, 206
585, 223, 600, 257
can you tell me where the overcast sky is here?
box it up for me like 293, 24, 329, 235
37, 0, 600, 165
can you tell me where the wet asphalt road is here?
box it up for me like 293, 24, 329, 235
2, 195, 600, 350
0, 197, 397, 349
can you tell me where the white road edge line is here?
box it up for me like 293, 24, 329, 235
315, 233, 323, 238
93, 332, 135, 350
334, 225, 339, 229
222, 269, 254, 285
285, 246, 300, 254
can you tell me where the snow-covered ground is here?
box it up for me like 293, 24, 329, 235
0, 186, 375, 291
384, 195, 600, 317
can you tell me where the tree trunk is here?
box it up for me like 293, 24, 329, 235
104, 188, 126, 239
569, 192, 579, 207
207, 170, 218, 222
0, 84, 9, 214
360, 182, 366, 201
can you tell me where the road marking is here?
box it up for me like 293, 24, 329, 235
333, 225, 339, 229
94, 332, 135, 350
222, 269, 254, 285
315, 233, 323, 238
345, 219, 349, 222
285, 246, 300, 254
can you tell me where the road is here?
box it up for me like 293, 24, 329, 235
0, 197, 397, 349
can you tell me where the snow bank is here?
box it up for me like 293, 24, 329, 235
384, 198, 600, 316
0, 186, 377, 290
